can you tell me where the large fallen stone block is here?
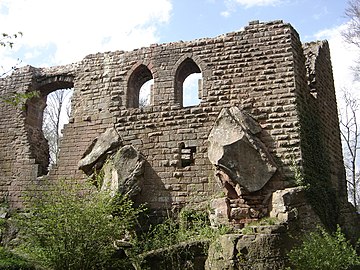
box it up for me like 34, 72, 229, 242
270, 187, 322, 230
101, 145, 145, 198
205, 228, 288, 270
208, 107, 277, 193
78, 127, 122, 175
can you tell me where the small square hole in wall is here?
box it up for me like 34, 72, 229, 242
180, 143, 196, 168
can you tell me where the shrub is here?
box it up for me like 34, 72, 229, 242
130, 208, 230, 254
0, 247, 36, 270
15, 180, 142, 270
127, 208, 230, 270
288, 226, 360, 270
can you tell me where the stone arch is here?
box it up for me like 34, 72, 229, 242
25, 75, 74, 175
172, 54, 209, 107
126, 63, 155, 108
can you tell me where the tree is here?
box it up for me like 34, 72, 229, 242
42, 89, 73, 165
343, 0, 360, 78
1, 31, 39, 111
0, 31, 22, 77
339, 90, 360, 211
341, 1, 360, 211
344, 0, 360, 48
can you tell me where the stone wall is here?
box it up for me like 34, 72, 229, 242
0, 20, 354, 230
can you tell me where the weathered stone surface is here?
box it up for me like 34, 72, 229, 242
205, 229, 288, 270
0, 21, 355, 244
208, 107, 277, 193
270, 187, 323, 231
78, 127, 122, 175
0, 207, 8, 219
101, 145, 144, 198
209, 197, 230, 227
206, 234, 240, 270
138, 240, 209, 270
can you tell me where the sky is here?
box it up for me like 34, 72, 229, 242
0, 0, 358, 104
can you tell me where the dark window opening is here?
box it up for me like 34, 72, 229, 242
127, 65, 153, 108
180, 143, 196, 168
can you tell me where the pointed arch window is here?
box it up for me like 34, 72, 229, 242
127, 64, 153, 108
174, 58, 203, 107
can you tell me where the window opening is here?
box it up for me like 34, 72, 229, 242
42, 88, 73, 167
127, 65, 153, 108
183, 73, 202, 107
139, 78, 153, 108
174, 58, 202, 107
180, 143, 197, 167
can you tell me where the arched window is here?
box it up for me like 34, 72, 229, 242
42, 88, 73, 166
127, 64, 153, 108
25, 79, 73, 175
174, 58, 202, 107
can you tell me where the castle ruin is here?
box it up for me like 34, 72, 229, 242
0, 20, 358, 241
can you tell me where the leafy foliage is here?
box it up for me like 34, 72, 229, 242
128, 208, 230, 269
130, 208, 230, 254
241, 217, 279, 235
298, 95, 339, 230
1, 31, 23, 77
15, 180, 143, 270
0, 91, 39, 111
0, 32, 23, 49
288, 226, 360, 270
0, 247, 37, 270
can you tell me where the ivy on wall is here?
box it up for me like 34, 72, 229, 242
298, 96, 339, 231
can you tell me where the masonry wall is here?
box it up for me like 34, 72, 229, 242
0, 21, 346, 218
303, 41, 346, 197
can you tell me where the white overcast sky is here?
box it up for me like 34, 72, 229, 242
0, 0, 358, 100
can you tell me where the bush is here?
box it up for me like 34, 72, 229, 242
127, 208, 230, 270
15, 180, 143, 270
288, 226, 360, 270
0, 247, 36, 270
130, 208, 230, 254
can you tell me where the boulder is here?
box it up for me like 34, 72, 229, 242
208, 107, 277, 193
270, 187, 323, 230
78, 127, 122, 175
101, 145, 144, 198
205, 229, 288, 270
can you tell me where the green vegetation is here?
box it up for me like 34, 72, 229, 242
0, 247, 37, 270
0, 91, 39, 111
241, 217, 279, 235
0, 179, 229, 269
298, 102, 339, 230
0, 177, 356, 270
128, 208, 230, 269
131, 208, 230, 255
14, 180, 143, 270
288, 226, 360, 270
